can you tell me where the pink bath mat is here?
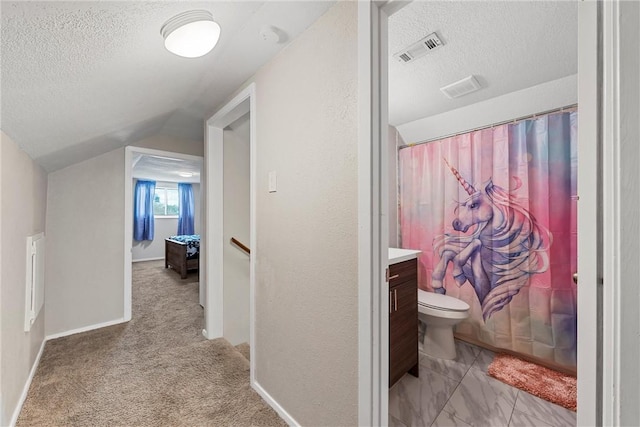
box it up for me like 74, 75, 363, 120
487, 353, 577, 411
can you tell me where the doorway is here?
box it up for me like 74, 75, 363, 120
124, 146, 204, 320
204, 83, 257, 380
357, 2, 601, 426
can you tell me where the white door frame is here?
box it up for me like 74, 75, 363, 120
123, 146, 204, 321
600, 1, 640, 425
359, 1, 610, 426
357, 2, 408, 425
204, 83, 256, 382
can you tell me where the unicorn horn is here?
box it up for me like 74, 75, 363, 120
444, 158, 476, 195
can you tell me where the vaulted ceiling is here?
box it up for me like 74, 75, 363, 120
2, 1, 579, 172
1, 1, 333, 171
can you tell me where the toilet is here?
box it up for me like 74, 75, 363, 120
418, 289, 470, 360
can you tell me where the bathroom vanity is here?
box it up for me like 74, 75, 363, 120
388, 248, 421, 387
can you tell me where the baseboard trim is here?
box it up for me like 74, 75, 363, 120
9, 338, 46, 427
132, 257, 164, 263
252, 380, 299, 427
45, 318, 126, 341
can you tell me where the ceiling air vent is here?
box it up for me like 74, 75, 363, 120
393, 32, 443, 64
440, 75, 482, 99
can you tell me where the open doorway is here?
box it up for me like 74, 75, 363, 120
124, 147, 204, 321
204, 83, 256, 380
357, 2, 601, 426
387, 2, 579, 426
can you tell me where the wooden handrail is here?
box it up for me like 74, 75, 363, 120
230, 237, 251, 255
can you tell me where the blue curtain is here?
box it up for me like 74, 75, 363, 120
134, 180, 156, 241
177, 183, 195, 235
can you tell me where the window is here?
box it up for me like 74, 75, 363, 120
153, 187, 179, 217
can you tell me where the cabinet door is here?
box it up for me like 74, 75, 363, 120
389, 280, 418, 387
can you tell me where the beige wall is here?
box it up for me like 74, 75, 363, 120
1, 131, 48, 426
132, 134, 204, 157
45, 135, 203, 336
222, 115, 250, 346
247, 2, 359, 424
46, 148, 125, 336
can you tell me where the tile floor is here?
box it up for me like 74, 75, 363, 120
389, 340, 576, 427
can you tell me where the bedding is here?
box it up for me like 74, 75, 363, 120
168, 234, 200, 259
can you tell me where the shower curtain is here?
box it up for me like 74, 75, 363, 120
399, 110, 577, 368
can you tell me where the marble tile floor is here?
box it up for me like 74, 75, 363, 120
389, 340, 576, 427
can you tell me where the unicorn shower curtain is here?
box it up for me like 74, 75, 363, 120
399, 110, 577, 369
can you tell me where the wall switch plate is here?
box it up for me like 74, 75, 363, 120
268, 171, 277, 192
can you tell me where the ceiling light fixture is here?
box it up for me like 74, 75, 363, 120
161, 10, 221, 58
178, 172, 194, 178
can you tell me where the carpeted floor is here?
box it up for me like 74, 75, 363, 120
17, 260, 285, 426
235, 343, 251, 362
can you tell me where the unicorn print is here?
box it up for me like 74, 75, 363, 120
431, 159, 552, 320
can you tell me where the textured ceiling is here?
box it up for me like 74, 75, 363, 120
1, 1, 333, 171
388, 1, 578, 126
133, 154, 201, 184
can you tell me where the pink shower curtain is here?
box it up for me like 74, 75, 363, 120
399, 110, 577, 368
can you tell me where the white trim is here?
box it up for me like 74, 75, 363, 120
601, 1, 640, 425
45, 318, 126, 341
357, 2, 399, 424
124, 146, 204, 323
576, 2, 601, 426
204, 83, 257, 389
125, 147, 133, 321
203, 123, 224, 339
601, 2, 618, 425
358, 2, 408, 424
252, 381, 299, 427
131, 257, 164, 263
9, 339, 45, 427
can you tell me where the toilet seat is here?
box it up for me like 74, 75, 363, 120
418, 289, 469, 312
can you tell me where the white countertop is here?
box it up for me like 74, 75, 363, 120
389, 248, 421, 264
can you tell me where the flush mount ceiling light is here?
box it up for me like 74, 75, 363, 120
178, 172, 194, 178
161, 10, 221, 58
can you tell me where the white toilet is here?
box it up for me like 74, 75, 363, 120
418, 289, 470, 360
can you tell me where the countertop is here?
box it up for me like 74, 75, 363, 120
389, 248, 421, 264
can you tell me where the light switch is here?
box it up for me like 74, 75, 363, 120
268, 171, 277, 193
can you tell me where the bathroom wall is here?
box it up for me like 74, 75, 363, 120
396, 74, 577, 145
388, 125, 405, 248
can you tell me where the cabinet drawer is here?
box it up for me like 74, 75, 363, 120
389, 258, 417, 287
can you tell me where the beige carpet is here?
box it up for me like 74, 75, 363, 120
235, 343, 251, 362
17, 260, 285, 426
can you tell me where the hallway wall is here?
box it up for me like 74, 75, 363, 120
228, 2, 359, 425
45, 135, 203, 337
1, 131, 48, 426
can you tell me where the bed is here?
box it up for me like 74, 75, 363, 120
165, 234, 200, 279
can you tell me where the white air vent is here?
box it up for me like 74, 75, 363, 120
393, 32, 443, 64
440, 75, 482, 99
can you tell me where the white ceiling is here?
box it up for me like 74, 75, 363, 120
133, 153, 201, 184
388, 1, 578, 126
1, 1, 333, 171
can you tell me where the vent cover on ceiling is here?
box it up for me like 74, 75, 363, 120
440, 75, 482, 99
393, 32, 443, 64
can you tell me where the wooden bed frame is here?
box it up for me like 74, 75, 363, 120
165, 238, 199, 279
